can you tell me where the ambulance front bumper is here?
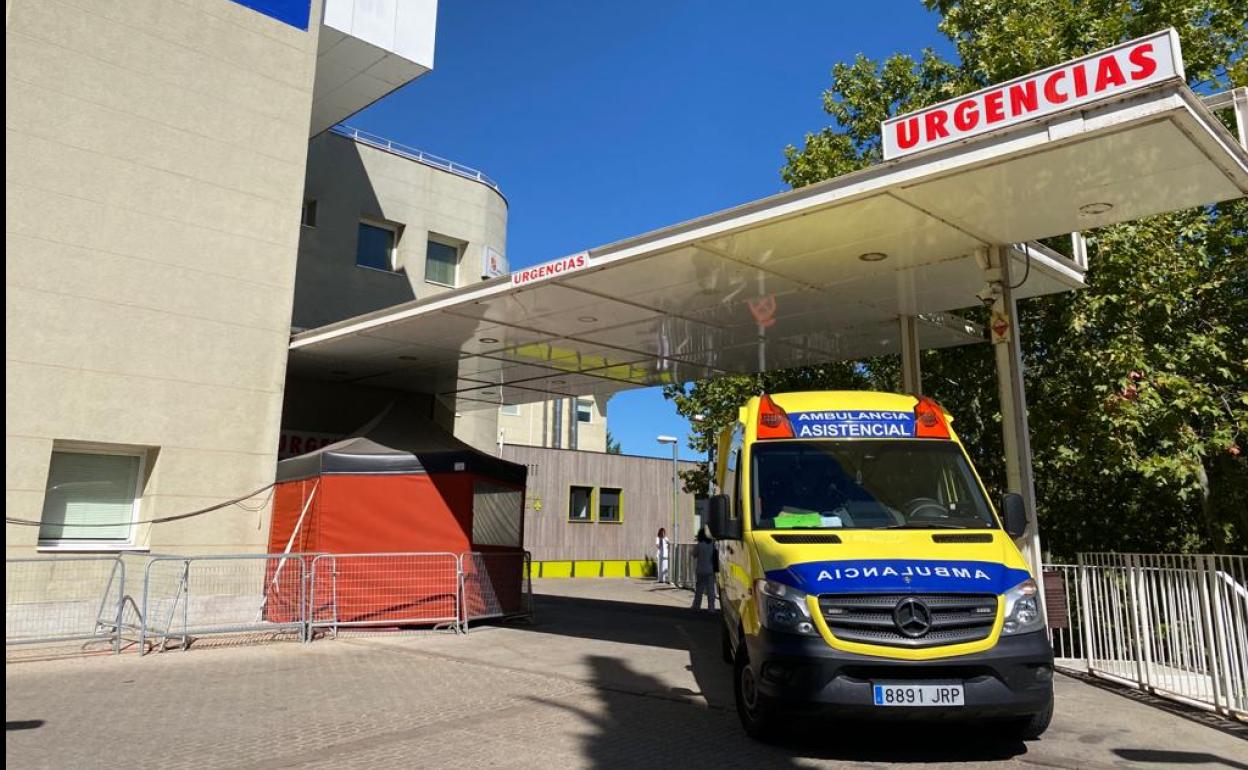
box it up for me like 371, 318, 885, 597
745, 628, 1053, 718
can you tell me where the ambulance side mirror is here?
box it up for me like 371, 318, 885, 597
1001, 493, 1028, 539
708, 494, 738, 540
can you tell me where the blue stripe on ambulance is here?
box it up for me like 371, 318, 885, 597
789, 410, 915, 439
766, 559, 1031, 595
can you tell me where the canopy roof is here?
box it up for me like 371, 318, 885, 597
289, 78, 1247, 411
277, 404, 526, 484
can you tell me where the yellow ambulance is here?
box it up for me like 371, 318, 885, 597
707, 391, 1052, 740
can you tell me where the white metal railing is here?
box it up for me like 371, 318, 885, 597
1202, 86, 1248, 149
330, 124, 503, 195
1076, 553, 1248, 719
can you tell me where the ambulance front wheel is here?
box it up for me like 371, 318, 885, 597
735, 643, 781, 741
1005, 695, 1053, 741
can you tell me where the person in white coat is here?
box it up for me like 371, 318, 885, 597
655, 527, 670, 583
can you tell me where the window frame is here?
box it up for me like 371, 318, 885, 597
575, 398, 593, 424
356, 219, 401, 273
301, 199, 318, 228
499, 404, 521, 417
596, 487, 623, 524
424, 234, 462, 288
567, 484, 595, 523
37, 444, 148, 552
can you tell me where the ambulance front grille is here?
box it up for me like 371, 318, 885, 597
818, 593, 998, 648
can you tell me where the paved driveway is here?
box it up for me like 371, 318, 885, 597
6, 578, 1245, 768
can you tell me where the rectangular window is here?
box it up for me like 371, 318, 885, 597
472, 481, 523, 547
301, 199, 317, 228
499, 404, 520, 417
568, 485, 593, 522
576, 398, 593, 423
597, 487, 622, 523
356, 221, 397, 271
39, 448, 145, 546
425, 237, 460, 286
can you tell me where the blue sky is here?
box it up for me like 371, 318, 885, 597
354, 1, 951, 459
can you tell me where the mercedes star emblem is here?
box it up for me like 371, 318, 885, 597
893, 597, 933, 638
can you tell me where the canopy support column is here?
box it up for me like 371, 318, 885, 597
899, 315, 922, 395
982, 246, 1046, 586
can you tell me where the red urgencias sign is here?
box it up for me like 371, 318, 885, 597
881, 29, 1184, 160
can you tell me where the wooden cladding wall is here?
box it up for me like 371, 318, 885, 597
502, 445, 700, 562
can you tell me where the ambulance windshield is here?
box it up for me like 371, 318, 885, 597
750, 440, 996, 531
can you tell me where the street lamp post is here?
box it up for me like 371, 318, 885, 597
657, 435, 679, 586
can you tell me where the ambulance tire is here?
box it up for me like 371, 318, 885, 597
734, 642, 781, 742
1005, 696, 1053, 741
721, 619, 734, 664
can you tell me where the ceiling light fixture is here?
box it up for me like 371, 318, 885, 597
577, 316, 598, 323
1079, 202, 1114, 216
478, 337, 499, 344
858, 252, 888, 262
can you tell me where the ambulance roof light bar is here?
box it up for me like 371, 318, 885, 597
914, 395, 952, 439
757, 394, 794, 440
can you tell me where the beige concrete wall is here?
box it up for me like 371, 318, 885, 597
5, 0, 322, 556
498, 396, 608, 453
291, 130, 510, 453
291, 131, 509, 330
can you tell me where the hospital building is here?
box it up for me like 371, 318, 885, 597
6, 0, 696, 565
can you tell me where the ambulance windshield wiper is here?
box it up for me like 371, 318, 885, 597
881, 522, 974, 530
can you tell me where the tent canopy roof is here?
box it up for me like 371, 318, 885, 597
277, 406, 526, 485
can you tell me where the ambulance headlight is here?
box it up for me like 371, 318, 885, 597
755, 579, 817, 636
1001, 579, 1044, 636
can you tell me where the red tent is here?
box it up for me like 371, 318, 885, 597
267, 414, 527, 629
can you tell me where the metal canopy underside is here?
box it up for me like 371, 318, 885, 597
290, 82, 1247, 410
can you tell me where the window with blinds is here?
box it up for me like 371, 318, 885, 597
597, 487, 622, 523
39, 450, 143, 543
472, 481, 522, 547
568, 485, 592, 522
357, 222, 397, 271
425, 237, 459, 286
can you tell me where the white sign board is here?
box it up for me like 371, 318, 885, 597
482, 246, 509, 279
510, 251, 589, 288
881, 29, 1184, 160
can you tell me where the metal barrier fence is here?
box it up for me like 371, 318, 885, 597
308, 552, 460, 637
1077, 553, 1248, 719
671, 543, 696, 589
8, 549, 537, 653
460, 551, 533, 631
5, 556, 126, 653
139, 554, 308, 653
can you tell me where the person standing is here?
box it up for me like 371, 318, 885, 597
655, 527, 670, 583
691, 525, 718, 611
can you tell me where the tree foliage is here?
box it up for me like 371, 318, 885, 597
666, 0, 1248, 557
605, 430, 623, 455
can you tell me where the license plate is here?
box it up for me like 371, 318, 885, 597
872, 683, 965, 707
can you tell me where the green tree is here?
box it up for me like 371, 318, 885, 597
605, 430, 623, 455
667, 0, 1247, 556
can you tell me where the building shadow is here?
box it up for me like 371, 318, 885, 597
1112, 749, 1248, 769
1058, 669, 1248, 741
503, 592, 1030, 764
529, 654, 1029, 767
